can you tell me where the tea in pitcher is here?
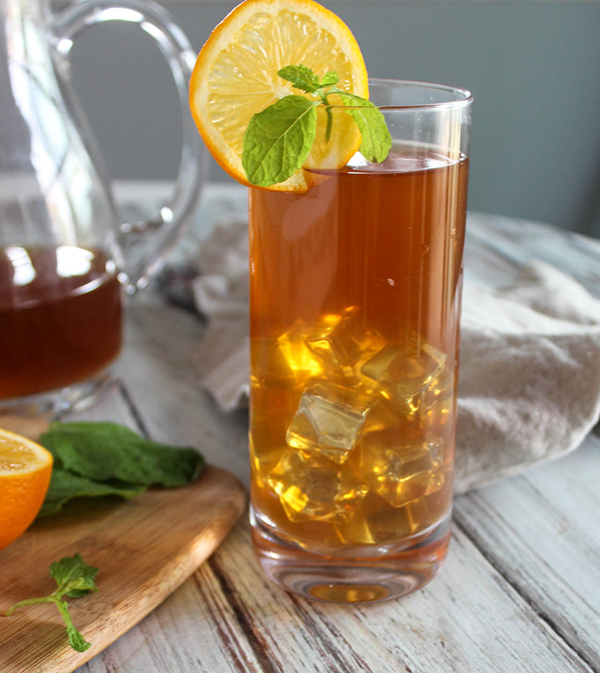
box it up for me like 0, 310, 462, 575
0, 245, 122, 399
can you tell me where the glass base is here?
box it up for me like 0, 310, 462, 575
250, 506, 452, 604
0, 367, 115, 418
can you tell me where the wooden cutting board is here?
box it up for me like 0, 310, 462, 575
0, 465, 246, 673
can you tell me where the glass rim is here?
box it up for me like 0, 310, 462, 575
330, 78, 473, 111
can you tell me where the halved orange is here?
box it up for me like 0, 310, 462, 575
189, 0, 369, 191
0, 428, 53, 551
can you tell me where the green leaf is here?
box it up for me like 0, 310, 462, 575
40, 422, 204, 488
278, 65, 320, 93
50, 553, 99, 599
38, 469, 145, 517
339, 93, 392, 163
37, 422, 203, 518
242, 95, 318, 186
320, 72, 339, 88
65, 619, 92, 652
6, 554, 97, 653
324, 106, 333, 143
55, 600, 92, 652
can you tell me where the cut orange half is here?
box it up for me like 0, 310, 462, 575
189, 0, 369, 192
0, 428, 53, 551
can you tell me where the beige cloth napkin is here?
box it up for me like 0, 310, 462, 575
192, 219, 600, 493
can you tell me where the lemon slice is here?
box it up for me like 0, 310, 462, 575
189, 0, 368, 192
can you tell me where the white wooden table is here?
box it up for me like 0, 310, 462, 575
72, 183, 600, 673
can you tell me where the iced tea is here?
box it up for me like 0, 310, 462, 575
249, 144, 468, 599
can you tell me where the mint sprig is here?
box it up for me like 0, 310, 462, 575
242, 64, 392, 187
6, 553, 98, 652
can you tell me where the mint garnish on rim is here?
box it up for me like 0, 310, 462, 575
242, 65, 392, 187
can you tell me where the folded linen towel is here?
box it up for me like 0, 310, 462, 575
191, 219, 600, 493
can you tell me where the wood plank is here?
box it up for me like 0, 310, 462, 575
75, 521, 596, 673
107, 300, 594, 673
454, 433, 600, 670
205, 522, 593, 673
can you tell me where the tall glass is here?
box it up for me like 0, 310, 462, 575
248, 80, 472, 603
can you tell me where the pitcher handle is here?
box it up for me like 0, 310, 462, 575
51, 0, 206, 293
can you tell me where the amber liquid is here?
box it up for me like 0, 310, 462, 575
0, 245, 122, 399
249, 147, 468, 557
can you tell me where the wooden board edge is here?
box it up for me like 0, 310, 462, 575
18, 470, 247, 673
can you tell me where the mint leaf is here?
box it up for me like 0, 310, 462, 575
320, 72, 338, 88
277, 66, 339, 95
6, 554, 98, 653
39, 469, 145, 517
339, 92, 392, 163
40, 422, 204, 488
242, 95, 318, 186
37, 422, 203, 517
60, 607, 92, 653
50, 553, 99, 599
278, 65, 320, 93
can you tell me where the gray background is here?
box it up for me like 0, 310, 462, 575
66, 1, 600, 237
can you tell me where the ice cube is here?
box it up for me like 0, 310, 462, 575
361, 399, 425, 447
361, 338, 446, 414
360, 344, 399, 383
305, 307, 390, 385
277, 309, 389, 389
267, 449, 368, 523
424, 471, 446, 496
421, 367, 455, 426
277, 321, 323, 383
361, 428, 446, 508
287, 381, 373, 463
388, 341, 446, 399
334, 497, 403, 545
427, 437, 444, 469
335, 509, 378, 545
306, 307, 363, 370
251, 337, 298, 387
399, 497, 433, 535
250, 382, 305, 462
249, 438, 280, 491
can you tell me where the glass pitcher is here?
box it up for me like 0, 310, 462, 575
0, 0, 205, 415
